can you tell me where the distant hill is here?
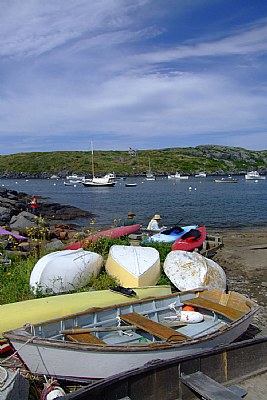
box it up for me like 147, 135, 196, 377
0, 145, 266, 178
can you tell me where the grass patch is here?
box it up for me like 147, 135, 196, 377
0, 236, 175, 305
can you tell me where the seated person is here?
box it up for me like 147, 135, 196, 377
147, 214, 164, 231
123, 211, 136, 226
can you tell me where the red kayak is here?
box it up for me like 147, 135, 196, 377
64, 224, 141, 250
172, 226, 206, 252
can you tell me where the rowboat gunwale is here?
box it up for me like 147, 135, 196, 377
4, 290, 259, 353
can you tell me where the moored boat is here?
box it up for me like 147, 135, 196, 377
245, 171, 265, 180
3, 289, 259, 381
105, 245, 160, 287
125, 182, 137, 187
172, 226, 206, 251
30, 249, 103, 295
195, 172, 207, 178
82, 143, 116, 187
168, 172, 189, 180
146, 157, 156, 180
214, 177, 238, 183
163, 250, 226, 291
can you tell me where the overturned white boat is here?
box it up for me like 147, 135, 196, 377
163, 250, 226, 291
30, 249, 103, 295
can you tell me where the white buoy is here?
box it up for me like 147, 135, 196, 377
45, 387, 66, 399
189, 186, 192, 190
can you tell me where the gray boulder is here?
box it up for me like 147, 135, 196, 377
0, 206, 11, 225
9, 211, 38, 234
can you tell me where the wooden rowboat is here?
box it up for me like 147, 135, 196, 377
0, 285, 172, 340
105, 245, 160, 287
3, 289, 259, 381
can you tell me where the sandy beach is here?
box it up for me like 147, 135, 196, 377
211, 229, 267, 335
205, 229, 267, 399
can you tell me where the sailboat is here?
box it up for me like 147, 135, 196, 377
82, 143, 116, 187
146, 157, 156, 181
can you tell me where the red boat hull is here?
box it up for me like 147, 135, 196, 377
172, 226, 206, 252
64, 224, 141, 250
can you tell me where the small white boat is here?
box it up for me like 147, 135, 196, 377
214, 177, 238, 183
146, 158, 156, 180
195, 172, 206, 178
245, 171, 265, 180
82, 177, 116, 187
3, 289, 259, 381
146, 172, 156, 181
82, 144, 116, 187
105, 245, 160, 287
163, 250, 226, 291
125, 183, 137, 187
64, 181, 78, 186
168, 172, 189, 180
30, 249, 103, 295
66, 174, 85, 183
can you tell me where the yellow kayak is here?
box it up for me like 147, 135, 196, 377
0, 285, 171, 337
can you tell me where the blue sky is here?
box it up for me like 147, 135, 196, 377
1, 0, 267, 154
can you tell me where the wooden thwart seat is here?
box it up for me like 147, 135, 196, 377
180, 371, 247, 400
120, 312, 191, 342
66, 326, 105, 345
183, 298, 244, 321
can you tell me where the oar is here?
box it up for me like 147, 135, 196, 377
60, 326, 137, 335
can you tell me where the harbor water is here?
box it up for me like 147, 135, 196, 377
1, 175, 267, 230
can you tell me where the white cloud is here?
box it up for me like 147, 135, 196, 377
0, 1, 267, 153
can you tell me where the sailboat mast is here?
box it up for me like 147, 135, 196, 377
91, 141, 95, 178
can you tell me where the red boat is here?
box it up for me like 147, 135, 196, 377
64, 224, 141, 250
172, 226, 206, 252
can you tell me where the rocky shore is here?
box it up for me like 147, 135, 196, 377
0, 188, 92, 234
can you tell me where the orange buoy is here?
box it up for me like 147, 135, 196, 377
183, 305, 195, 312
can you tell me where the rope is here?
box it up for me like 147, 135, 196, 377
0, 335, 37, 366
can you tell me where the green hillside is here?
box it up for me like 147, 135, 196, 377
0, 145, 266, 177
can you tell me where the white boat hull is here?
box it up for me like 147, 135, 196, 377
163, 251, 226, 291
105, 245, 160, 287
30, 249, 103, 295
245, 171, 265, 180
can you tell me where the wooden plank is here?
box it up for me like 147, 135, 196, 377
65, 326, 105, 345
183, 298, 244, 321
180, 371, 243, 400
120, 312, 191, 342
61, 325, 137, 335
